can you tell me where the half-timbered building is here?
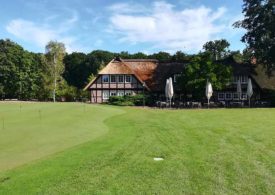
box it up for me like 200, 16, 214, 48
84, 57, 275, 104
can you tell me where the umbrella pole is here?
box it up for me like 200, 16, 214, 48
208, 98, 209, 109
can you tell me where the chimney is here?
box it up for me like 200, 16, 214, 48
251, 57, 257, 64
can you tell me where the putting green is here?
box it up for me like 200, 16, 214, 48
0, 102, 124, 171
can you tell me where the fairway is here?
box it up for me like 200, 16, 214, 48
0, 103, 274, 194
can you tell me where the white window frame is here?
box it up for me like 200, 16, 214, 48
117, 90, 124, 96
125, 90, 132, 96
110, 90, 116, 96
118, 75, 124, 83
110, 75, 116, 83
102, 90, 109, 100
102, 75, 109, 83
225, 93, 232, 100
125, 75, 131, 83
218, 93, 225, 100
233, 93, 239, 100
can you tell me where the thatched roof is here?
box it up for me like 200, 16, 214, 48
98, 59, 135, 75
252, 65, 275, 91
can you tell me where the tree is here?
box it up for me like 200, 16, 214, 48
234, 0, 275, 71
171, 51, 189, 62
63, 52, 87, 88
45, 41, 66, 102
148, 51, 171, 62
178, 53, 232, 100
131, 52, 148, 59
203, 39, 230, 60
0, 39, 44, 100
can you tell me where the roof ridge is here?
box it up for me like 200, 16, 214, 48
119, 58, 150, 91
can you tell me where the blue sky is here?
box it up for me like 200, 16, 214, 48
0, 0, 246, 54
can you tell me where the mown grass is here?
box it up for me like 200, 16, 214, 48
0, 103, 274, 194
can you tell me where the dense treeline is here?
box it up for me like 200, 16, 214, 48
0, 39, 46, 99
0, 39, 193, 101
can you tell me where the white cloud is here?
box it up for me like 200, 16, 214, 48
6, 19, 56, 48
6, 11, 85, 53
108, 1, 230, 53
107, 2, 148, 14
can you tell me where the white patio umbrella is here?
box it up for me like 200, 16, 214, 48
205, 81, 213, 108
167, 77, 174, 107
165, 79, 169, 102
247, 78, 253, 107
237, 79, 242, 100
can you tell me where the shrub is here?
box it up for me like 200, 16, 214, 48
108, 94, 149, 106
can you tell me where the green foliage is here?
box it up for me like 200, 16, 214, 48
171, 51, 190, 62
0, 39, 46, 99
178, 53, 232, 100
108, 96, 135, 106
234, 0, 275, 70
108, 94, 148, 106
56, 79, 78, 101
203, 39, 230, 60
45, 41, 66, 102
148, 51, 172, 62
63, 52, 87, 88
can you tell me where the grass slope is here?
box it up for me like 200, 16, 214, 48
0, 103, 274, 194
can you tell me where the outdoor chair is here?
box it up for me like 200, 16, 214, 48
229, 101, 244, 108
191, 102, 202, 108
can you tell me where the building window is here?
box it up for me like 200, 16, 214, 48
242, 93, 247, 100
118, 75, 124, 83
218, 93, 225, 100
174, 74, 181, 82
225, 93, 232, 100
110, 91, 116, 96
125, 90, 132, 96
102, 75, 109, 83
102, 90, 109, 100
233, 93, 239, 100
110, 75, 116, 83
125, 75, 131, 83
117, 90, 124, 96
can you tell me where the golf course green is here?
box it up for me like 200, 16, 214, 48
0, 102, 274, 194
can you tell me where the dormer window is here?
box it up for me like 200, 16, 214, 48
102, 75, 109, 83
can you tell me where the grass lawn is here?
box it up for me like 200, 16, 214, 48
0, 103, 274, 194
